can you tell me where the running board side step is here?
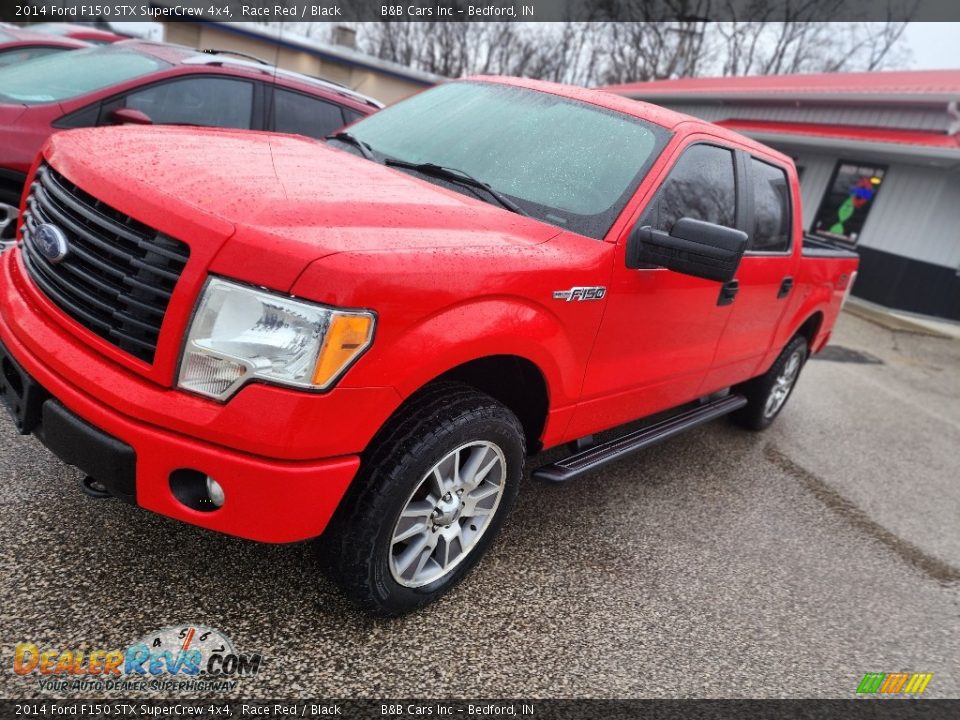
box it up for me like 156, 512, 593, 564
532, 394, 747, 483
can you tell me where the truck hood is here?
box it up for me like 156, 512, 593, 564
44, 126, 561, 290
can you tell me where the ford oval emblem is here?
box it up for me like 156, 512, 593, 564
34, 223, 69, 264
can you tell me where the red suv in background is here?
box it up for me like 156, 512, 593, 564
23, 22, 127, 45
0, 39, 382, 244
0, 25, 88, 67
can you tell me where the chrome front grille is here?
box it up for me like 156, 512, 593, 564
20, 164, 190, 363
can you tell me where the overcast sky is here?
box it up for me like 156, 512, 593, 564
903, 23, 960, 69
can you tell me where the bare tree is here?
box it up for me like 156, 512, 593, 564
600, 21, 714, 84
358, 22, 607, 85
252, 13, 913, 86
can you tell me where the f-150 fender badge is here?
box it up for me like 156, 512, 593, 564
553, 286, 607, 302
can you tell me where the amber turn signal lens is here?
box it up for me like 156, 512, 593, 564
312, 313, 375, 387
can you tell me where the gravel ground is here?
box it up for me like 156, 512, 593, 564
1, 311, 957, 699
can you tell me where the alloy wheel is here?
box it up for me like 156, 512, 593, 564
764, 349, 803, 419
389, 440, 506, 588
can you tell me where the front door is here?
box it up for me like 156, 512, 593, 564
567, 140, 745, 439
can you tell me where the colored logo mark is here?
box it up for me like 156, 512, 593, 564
856, 672, 933, 695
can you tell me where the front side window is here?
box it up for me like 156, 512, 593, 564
642, 144, 737, 232
344, 81, 669, 239
0, 46, 168, 104
124, 77, 253, 129
272, 88, 345, 139
812, 161, 886, 245
749, 158, 791, 253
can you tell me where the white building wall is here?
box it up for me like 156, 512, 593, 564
859, 165, 960, 269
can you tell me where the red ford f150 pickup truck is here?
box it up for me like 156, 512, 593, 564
0, 77, 858, 614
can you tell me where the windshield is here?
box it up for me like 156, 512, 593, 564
346, 81, 669, 238
0, 45, 168, 104
0, 30, 13, 42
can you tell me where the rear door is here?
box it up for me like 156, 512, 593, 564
702, 154, 798, 392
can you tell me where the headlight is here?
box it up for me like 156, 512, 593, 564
178, 278, 375, 401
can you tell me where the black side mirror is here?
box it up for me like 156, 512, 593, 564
626, 217, 747, 283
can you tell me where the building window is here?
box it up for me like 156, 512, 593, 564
811, 161, 886, 244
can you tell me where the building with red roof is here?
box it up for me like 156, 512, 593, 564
607, 70, 960, 321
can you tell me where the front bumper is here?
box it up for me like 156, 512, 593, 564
0, 327, 359, 542
0, 247, 365, 542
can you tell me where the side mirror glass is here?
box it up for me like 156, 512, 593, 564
626, 217, 747, 283
110, 108, 153, 126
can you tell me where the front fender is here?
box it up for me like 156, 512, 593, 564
292, 242, 612, 418
370, 295, 581, 407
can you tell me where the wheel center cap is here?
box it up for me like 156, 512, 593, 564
433, 493, 461, 526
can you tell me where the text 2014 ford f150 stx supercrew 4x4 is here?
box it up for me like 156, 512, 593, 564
0, 77, 858, 614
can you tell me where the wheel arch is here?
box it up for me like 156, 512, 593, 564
366, 353, 552, 456
794, 310, 824, 350
435, 355, 550, 454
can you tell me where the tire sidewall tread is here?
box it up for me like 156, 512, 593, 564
323, 382, 525, 616
732, 335, 809, 431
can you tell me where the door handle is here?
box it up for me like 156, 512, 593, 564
717, 279, 739, 306
778, 276, 794, 299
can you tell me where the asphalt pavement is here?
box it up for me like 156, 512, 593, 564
1, 311, 957, 699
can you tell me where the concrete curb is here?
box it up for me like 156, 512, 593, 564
843, 299, 957, 340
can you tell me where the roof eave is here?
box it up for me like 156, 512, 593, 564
735, 129, 960, 166
615, 90, 960, 106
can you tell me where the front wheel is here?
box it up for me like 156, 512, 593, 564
732, 335, 808, 431
322, 382, 525, 616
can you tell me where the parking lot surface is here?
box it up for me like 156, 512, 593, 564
1, 311, 957, 698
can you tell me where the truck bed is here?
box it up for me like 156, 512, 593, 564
802, 234, 860, 259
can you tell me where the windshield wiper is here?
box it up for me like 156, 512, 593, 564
385, 159, 528, 217
326, 131, 375, 161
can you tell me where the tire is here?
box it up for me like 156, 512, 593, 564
0, 186, 22, 244
321, 381, 525, 616
732, 335, 808, 431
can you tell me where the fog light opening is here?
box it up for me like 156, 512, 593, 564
170, 469, 225, 512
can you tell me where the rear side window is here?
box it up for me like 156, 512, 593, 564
272, 88, 346, 139
124, 77, 253, 129
343, 108, 367, 125
643, 144, 737, 232
749, 159, 792, 252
